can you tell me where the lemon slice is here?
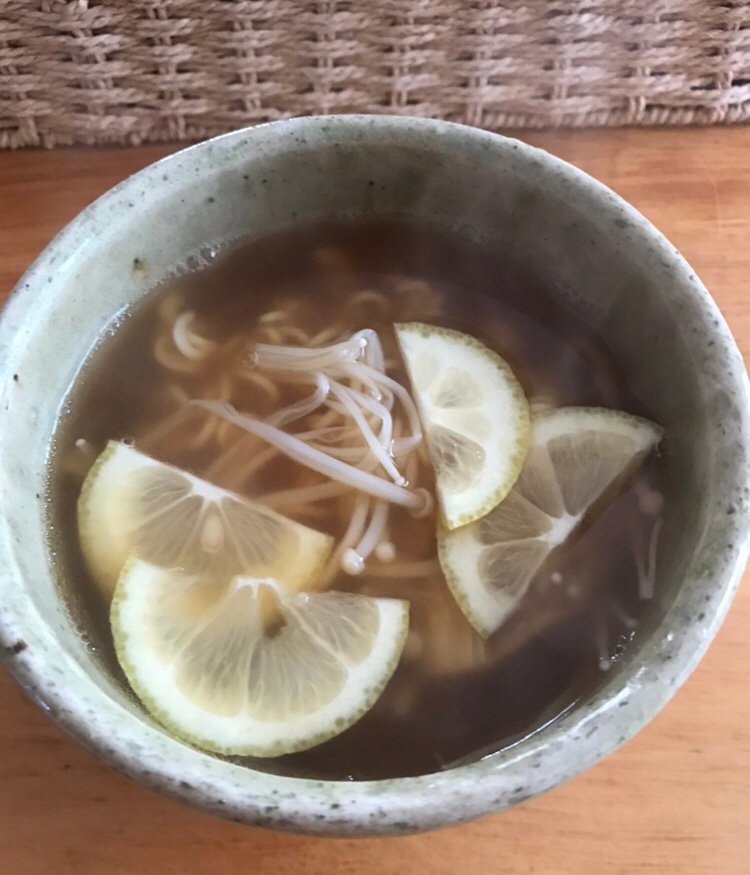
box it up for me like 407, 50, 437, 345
439, 407, 663, 637
395, 322, 530, 529
78, 441, 334, 600
112, 560, 409, 756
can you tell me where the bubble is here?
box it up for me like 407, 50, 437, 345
375, 542, 396, 562
566, 581, 581, 598
612, 631, 635, 659
182, 244, 223, 275
638, 490, 664, 516
403, 630, 423, 660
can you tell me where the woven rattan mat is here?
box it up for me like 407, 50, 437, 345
2, 1, 750, 148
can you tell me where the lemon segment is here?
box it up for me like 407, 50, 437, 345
112, 560, 409, 756
78, 441, 334, 600
395, 322, 530, 529
439, 407, 663, 637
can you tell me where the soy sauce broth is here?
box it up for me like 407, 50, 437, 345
48, 219, 665, 780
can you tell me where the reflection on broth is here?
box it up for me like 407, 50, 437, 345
48, 220, 665, 780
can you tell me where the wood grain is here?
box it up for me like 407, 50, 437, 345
1, 128, 749, 875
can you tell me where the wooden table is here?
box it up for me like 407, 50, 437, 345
1, 128, 748, 875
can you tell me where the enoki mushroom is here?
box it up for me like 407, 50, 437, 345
189, 326, 433, 577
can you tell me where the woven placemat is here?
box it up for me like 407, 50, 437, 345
2, 0, 750, 148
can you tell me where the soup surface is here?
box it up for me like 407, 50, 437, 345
49, 219, 665, 780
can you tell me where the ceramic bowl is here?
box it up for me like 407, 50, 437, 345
0, 116, 748, 836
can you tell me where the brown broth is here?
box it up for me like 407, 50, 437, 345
48, 219, 665, 780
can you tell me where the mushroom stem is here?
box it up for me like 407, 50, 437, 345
193, 400, 428, 512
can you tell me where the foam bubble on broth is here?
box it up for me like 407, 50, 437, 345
47, 219, 666, 780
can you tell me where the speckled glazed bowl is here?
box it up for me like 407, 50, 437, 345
0, 116, 748, 836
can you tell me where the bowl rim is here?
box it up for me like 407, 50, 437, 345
1, 115, 749, 836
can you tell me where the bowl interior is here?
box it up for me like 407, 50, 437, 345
0, 116, 747, 834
